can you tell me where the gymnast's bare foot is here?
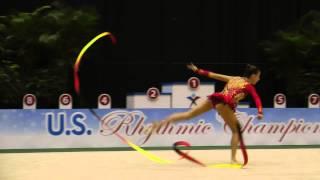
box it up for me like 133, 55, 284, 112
231, 159, 240, 164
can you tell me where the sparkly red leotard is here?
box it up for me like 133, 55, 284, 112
197, 69, 263, 114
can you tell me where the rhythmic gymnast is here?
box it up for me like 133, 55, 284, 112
151, 63, 263, 164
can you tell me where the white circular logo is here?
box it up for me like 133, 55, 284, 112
60, 94, 71, 105
147, 87, 160, 100
24, 94, 35, 106
188, 77, 200, 89
99, 94, 110, 105
275, 94, 286, 105
309, 94, 320, 105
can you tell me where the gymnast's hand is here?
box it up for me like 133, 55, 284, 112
144, 121, 160, 135
257, 113, 263, 120
186, 63, 198, 72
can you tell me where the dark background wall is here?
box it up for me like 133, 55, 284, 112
1, 0, 320, 108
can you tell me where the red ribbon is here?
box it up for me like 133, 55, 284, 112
173, 141, 206, 167
238, 123, 248, 166
173, 124, 248, 167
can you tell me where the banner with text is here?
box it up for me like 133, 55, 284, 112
0, 109, 319, 149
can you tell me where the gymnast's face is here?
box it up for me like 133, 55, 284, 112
249, 71, 261, 85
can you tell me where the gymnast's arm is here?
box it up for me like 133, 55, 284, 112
245, 84, 264, 119
186, 63, 233, 82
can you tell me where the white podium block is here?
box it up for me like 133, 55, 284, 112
163, 77, 215, 108
238, 102, 250, 108
308, 94, 320, 108
98, 94, 111, 109
274, 93, 286, 108
23, 94, 37, 109
59, 93, 73, 109
161, 83, 172, 94
126, 87, 171, 108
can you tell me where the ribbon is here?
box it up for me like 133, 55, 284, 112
74, 32, 116, 94
74, 32, 247, 168
173, 140, 246, 168
74, 32, 171, 164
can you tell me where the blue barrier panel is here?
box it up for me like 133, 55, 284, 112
0, 109, 319, 149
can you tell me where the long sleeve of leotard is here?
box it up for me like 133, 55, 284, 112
195, 68, 232, 82
195, 69, 210, 76
245, 84, 263, 114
